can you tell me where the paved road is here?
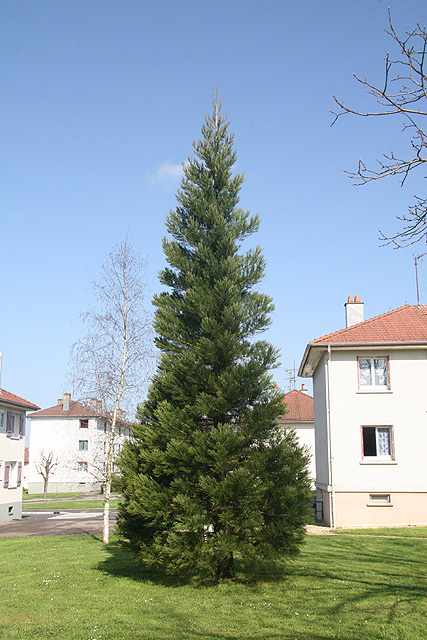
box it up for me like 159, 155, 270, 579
0, 509, 118, 537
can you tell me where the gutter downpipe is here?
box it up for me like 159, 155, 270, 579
326, 344, 336, 529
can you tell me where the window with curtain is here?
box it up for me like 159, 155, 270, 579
358, 357, 389, 389
362, 426, 393, 459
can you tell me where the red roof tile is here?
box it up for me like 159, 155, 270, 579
311, 305, 427, 345
28, 400, 132, 426
28, 400, 100, 419
0, 389, 40, 411
279, 389, 314, 422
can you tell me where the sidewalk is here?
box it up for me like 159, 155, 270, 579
0, 508, 118, 537
23, 492, 121, 503
306, 524, 335, 535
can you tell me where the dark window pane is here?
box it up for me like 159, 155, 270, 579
363, 427, 377, 456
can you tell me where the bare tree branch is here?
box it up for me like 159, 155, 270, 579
34, 450, 59, 498
331, 9, 427, 247
69, 238, 154, 543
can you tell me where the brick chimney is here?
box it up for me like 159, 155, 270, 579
300, 383, 308, 394
344, 295, 364, 328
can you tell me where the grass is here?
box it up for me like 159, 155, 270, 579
23, 500, 119, 511
23, 493, 88, 501
335, 527, 427, 539
1, 531, 426, 639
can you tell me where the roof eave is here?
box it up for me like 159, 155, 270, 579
298, 344, 327, 378
312, 340, 427, 348
0, 399, 40, 411
278, 418, 314, 423
299, 340, 427, 378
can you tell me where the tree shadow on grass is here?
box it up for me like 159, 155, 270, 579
295, 535, 427, 625
96, 539, 296, 588
96, 539, 204, 587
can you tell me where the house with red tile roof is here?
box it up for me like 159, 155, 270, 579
0, 388, 39, 522
299, 297, 427, 528
28, 393, 132, 493
279, 386, 315, 486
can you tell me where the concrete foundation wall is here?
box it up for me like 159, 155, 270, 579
0, 497, 22, 521
318, 489, 427, 527
28, 481, 102, 494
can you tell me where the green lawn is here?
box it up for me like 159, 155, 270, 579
336, 527, 427, 538
22, 500, 119, 511
23, 493, 88, 501
1, 531, 426, 639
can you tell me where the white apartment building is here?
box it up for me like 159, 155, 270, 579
28, 393, 132, 493
299, 297, 427, 528
0, 389, 39, 521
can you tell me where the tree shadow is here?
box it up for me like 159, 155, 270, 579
96, 539, 296, 587
96, 540, 196, 587
293, 535, 427, 624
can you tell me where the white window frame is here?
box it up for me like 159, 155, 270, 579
361, 425, 394, 461
78, 461, 88, 472
358, 357, 390, 391
0, 411, 5, 433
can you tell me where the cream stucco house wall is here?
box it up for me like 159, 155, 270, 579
28, 393, 132, 493
299, 297, 427, 528
0, 389, 39, 521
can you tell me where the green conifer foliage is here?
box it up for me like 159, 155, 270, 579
117, 96, 312, 580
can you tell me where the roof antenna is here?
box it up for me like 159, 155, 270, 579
284, 361, 296, 391
414, 253, 427, 305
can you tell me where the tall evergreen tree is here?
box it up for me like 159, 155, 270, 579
118, 95, 312, 580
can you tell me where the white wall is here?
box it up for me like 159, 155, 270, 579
279, 419, 316, 486
328, 348, 427, 492
314, 346, 427, 526
0, 406, 26, 521
28, 416, 129, 493
313, 352, 329, 489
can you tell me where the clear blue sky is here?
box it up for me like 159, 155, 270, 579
2, 0, 426, 412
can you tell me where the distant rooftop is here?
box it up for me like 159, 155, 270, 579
28, 393, 131, 425
279, 387, 313, 422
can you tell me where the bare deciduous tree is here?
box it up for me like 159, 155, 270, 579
70, 238, 153, 543
332, 10, 427, 248
34, 450, 59, 498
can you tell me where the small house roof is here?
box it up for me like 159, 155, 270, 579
28, 399, 132, 426
279, 389, 314, 422
28, 400, 100, 419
